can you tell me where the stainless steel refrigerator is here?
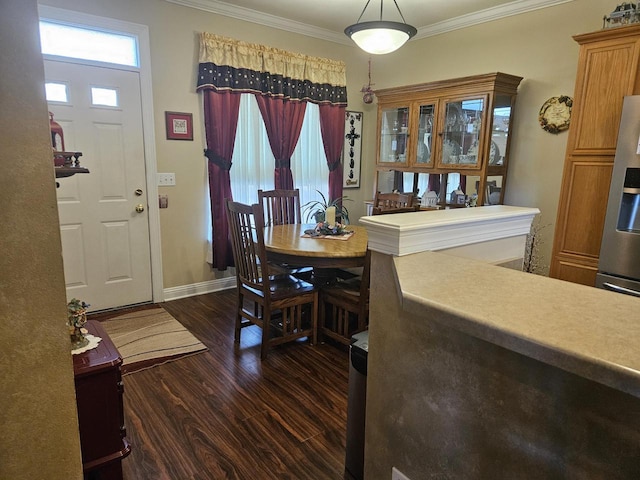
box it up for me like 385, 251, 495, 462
596, 95, 640, 298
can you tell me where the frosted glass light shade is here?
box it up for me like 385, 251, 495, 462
345, 21, 417, 55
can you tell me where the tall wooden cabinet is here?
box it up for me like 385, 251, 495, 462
550, 25, 640, 286
373, 72, 523, 208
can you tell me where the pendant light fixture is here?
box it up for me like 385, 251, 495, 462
345, 0, 417, 55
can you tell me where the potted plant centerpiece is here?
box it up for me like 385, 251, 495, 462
302, 190, 352, 236
303, 190, 351, 224
67, 298, 90, 349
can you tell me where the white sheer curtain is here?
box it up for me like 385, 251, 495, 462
230, 94, 329, 213
206, 95, 329, 263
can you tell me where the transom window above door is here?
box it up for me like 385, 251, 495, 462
39, 20, 139, 67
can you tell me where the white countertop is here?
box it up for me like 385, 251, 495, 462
394, 251, 640, 398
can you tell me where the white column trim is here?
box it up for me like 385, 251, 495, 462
360, 205, 540, 257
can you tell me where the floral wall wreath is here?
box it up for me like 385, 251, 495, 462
538, 95, 573, 134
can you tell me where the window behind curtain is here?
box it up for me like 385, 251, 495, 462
229, 94, 329, 216
206, 94, 330, 247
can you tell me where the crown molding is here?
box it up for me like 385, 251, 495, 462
414, 0, 574, 40
165, 0, 351, 45
166, 0, 573, 46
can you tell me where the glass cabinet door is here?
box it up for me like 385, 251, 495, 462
489, 95, 513, 168
416, 104, 435, 166
439, 97, 485, 168
379, 106, 409, 165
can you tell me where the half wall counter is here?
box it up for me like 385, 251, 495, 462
360, 207, 640, 479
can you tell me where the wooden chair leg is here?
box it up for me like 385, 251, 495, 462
341, 309, 350, 339
235, 313, 242, 344
311, 291, 318, 346
318, 295, 325, 344
235, 291, 243, 344
261, 305, 271, 360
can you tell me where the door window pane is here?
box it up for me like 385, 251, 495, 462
91, 87, 118, 107
45, 82, 68, 103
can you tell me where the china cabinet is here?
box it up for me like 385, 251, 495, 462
550, 25, 640, 286
373, 72, 523, 209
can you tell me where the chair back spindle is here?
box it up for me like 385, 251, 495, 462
227, 200, 264, 288
258, 189, 303, 226
257, 189, 313, 280
372, 191, 419, 215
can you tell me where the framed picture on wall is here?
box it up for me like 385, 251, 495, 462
343, 111, 363, 189
165, 111, 193, 140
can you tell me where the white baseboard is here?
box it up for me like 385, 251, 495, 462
163, 277, 237, 302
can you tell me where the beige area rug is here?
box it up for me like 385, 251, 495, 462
101, 307, 207, 374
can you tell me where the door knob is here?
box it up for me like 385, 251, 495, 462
135, 204, 145, 213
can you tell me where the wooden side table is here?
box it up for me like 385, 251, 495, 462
73, 320, 131, 480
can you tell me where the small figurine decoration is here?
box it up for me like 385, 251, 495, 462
361, 57, 375, 104
67, 298, 90, 349
49, 111, 65, 151
603, 2, 640, 29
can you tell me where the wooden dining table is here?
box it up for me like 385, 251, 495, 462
263, 224, 368, 284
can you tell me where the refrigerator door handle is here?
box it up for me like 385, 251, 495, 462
602, 282, 640, 298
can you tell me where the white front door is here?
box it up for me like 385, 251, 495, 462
46, 60, 152, 311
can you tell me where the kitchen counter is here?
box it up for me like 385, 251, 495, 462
395, 251, 640, 398
364, 248, 640, 479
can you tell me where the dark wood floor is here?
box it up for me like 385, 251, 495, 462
118, 289, 351, 480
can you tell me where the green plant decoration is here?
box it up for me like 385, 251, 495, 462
302, 190, 351, 224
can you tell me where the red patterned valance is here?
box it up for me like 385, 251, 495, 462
196, 33, 347, 106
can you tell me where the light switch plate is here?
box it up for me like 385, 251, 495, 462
157, 172, 176, 186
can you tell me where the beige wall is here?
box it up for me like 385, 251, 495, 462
38, 0, 610, 287
0, 0, 83, 478
41, 0, 373, 289
0, 0, 618, 475
362, 0, 608, 274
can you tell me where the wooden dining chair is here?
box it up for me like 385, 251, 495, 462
257, 189, 304, 226
372, 191, 419, 215
318, 249, 371, 346
257, 188, 313, 279
225, 199, 318, 360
